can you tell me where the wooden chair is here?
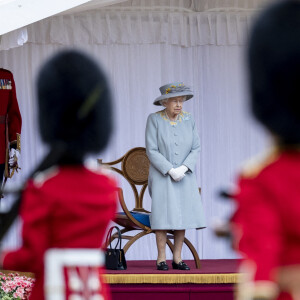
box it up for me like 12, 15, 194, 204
98, 147, 201, 269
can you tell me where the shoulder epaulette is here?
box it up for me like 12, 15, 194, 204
33, 166, 59, 187
240, 148, 280, 179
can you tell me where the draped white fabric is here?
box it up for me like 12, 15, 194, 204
96, 0, 268, 11
0, 28, 28, 51
0, 3, 269, 260
27, 10, 255, 46
0, 0, 270, 50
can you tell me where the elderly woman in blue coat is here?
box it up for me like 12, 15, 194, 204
145, 82, 205, 271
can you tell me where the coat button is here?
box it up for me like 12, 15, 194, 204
175, 152, 179, 155
174, 162, 178, 165
175, 142, 178, 146
174, 133, 178, 136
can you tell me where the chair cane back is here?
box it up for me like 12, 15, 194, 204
98, 147, 201, 268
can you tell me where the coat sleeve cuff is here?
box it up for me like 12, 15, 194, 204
182, 160, 194, 173
9, 134, 21, 152
160, 162, 173, 176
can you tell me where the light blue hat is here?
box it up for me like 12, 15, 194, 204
153, 82, 193, 106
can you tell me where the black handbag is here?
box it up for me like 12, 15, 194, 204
105, 226, 127, 270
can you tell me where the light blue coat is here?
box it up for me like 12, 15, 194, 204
145, 110, 205, 230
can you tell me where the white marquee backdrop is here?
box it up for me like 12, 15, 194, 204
0, 4, 270, 260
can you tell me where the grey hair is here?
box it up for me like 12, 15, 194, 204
160, 99, 168, 105
160, 96, 187, 106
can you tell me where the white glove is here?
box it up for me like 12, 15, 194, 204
9, 148, 20, 167
168, 168, 183, 182
168, 166, 185, 182
175, 165, 188, 175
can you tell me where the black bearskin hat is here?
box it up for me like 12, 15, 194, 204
248, 0, 300, 145
37, 50, 112, 159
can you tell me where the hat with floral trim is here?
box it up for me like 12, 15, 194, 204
153, 82, 193, 106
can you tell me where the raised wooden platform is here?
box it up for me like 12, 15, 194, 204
106, 259, 240, 300
106, 259, 241, 284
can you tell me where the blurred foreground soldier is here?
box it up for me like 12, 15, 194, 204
0, 68, 22, 196
0, 50, 117, 300
231, 1, 300, 300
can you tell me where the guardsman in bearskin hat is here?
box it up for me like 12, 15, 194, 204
1, 50, 117, 300
0, 68, 22, 195
231, 1, 300, 299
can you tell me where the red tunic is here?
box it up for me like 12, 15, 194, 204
3, 165, 117, 300
0, 68, 22, 163
232, 149, 300, 300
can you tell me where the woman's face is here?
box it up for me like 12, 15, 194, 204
163, 96, 185, 117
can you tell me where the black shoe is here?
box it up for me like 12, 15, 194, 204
157, 261, 169, 271
172, 261, 190, 270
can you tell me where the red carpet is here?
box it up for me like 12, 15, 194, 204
106, 259, 240, 274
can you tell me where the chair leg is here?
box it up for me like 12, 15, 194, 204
123, 231, 175, 257
122, 231, 151, 254
109, 230, 200, 268
120, 228, 134, 234
183, 237, 201, 269
166, 231, 201, 269
166, 238, 174, 253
